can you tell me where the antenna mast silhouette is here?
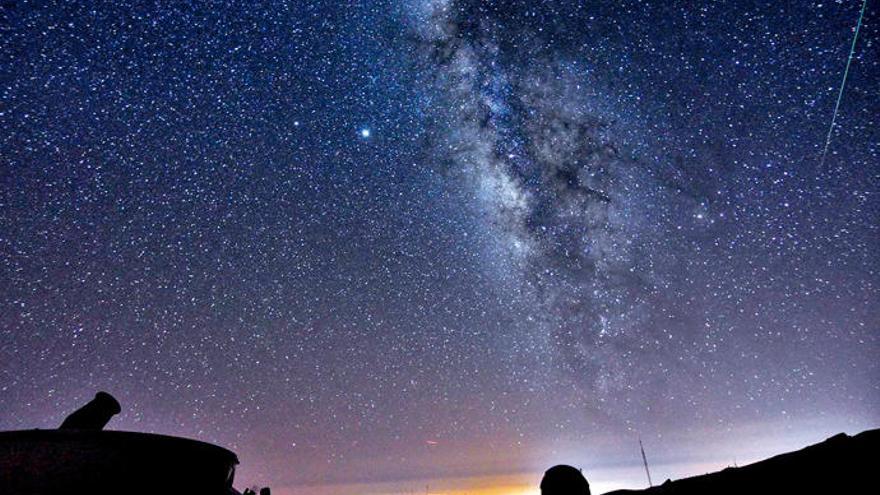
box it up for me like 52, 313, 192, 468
639, 437, 653, 488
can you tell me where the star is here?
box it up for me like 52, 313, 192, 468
1, 1, 876, 493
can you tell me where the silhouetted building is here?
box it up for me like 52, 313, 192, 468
59, 391, 121, 430
541, 464, 591, 495
1, 391, 240, 494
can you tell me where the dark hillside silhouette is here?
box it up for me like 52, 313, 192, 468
602, 429, 879, 495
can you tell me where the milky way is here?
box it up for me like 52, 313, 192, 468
411, 0, 710, 417
1, 1, 878, 493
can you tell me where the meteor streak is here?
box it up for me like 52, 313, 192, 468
819, 0, 869, 169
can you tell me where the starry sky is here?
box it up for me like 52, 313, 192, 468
1, 1, 878, 494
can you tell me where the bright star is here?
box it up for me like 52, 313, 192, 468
360, 128, 371, 138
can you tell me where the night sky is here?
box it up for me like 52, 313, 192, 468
1, 1, 878, 494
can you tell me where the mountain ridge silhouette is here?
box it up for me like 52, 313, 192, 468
603, 428, 878, 495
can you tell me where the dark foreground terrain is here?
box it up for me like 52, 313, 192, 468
605, 428, 879, 495
0, 429, 238, 494
0, 421, 875, 494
